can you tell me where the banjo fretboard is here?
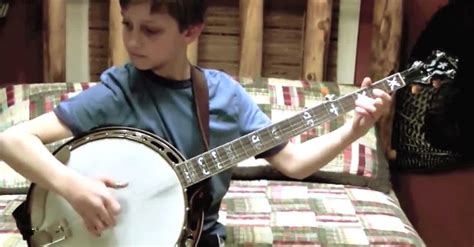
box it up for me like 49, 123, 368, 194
176, 73, 406, 187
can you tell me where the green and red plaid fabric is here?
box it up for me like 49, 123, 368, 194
220, 180, 424, 246
235, 78, 391, 193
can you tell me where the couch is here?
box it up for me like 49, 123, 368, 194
0, 79, 425, 246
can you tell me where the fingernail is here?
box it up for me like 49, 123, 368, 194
114, 182, 129, 188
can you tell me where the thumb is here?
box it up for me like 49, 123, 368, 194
361, 77, 372, 88
100, 177, 129, 189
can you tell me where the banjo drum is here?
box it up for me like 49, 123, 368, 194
26, 127, 200, 247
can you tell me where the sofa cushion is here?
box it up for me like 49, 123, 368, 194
234, 78, 391, 193
220, 180, 424, 246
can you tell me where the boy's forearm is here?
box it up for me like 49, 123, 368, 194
268, 122, 361, 180
0, 131, 74, 196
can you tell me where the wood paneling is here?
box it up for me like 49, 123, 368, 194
43, 0, 66, 82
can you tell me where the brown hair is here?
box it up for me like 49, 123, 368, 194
119, 0, 207, 32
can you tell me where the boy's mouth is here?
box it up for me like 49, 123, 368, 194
130, 52, 146, 58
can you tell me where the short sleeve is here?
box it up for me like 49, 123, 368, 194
54, 68, 130, 136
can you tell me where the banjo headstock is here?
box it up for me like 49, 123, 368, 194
404, 50, 459, 87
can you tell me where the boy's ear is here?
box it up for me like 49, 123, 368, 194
183, 23, 204, 44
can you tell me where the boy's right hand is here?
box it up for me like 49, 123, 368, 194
59, 175, 128, 237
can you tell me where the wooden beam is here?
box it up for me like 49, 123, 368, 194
302, 0, 333, 82
109, 0, 128, 66
239, 0, 263, 78
369, 0, 403, 80
43, 0, 66, 82
369, 0, 403, 161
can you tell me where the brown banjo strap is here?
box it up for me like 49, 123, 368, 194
190, 65, 210, 151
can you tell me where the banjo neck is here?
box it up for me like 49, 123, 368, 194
176, 49, 458, 188
176, 73, 407, 188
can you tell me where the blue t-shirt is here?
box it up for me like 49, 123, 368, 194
54, 63, 285, 237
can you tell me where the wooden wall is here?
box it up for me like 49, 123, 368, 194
88, 0, 342, 82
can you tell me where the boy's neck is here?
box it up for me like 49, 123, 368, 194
151, 57, 191, 81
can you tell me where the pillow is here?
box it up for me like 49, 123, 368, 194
233, 78, 392, 193
0, 82, 94, 194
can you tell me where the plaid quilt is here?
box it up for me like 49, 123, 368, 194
0, 181, 424, 246
221, 180, 424, 246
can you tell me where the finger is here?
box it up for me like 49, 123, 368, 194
355, 106, 374, 120
98, 205, 115, 228
356, 96, 376, 113
85, 216, 102, 237
85, 221, 98, 237
93, 219, 105, 237
105, 196, 122, 216
360, 77, 372, 88
411, 85, 422, 94
101, 178, 129, 189
372, 89, 392, 103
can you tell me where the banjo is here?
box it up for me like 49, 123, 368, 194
17, 50, 457, 246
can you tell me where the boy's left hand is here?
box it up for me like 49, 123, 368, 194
352, 77, 392, 136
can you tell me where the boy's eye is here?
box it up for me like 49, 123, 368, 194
144, 28, 161, 35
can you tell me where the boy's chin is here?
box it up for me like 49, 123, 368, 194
131, 62, 152, 70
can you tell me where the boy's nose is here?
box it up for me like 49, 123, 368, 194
127, 34, 142, 49
128, 39, 141, 49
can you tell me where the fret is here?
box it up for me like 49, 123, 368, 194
373, 80, 390, 93
178, 162, 194, 185
222, 142, 238, 164
216, 147, 232, 169
284, 115, 299, 137
338, 94, 356, 113
238, 138, 252, 158
278, 119, 294, 140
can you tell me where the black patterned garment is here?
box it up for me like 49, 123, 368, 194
391, 1, 474, 171
391, 85, 463, 170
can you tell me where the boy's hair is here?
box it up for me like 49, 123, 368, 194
119, 0, 207, 32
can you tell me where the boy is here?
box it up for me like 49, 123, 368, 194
0, 0, 391, 246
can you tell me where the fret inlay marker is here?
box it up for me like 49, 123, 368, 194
303, 111, 315, 127
251, 134, 263, 150
329, 103, 340, 116
197, 157, 210, 175
271, 126, 281, 140
224, 145, 236, 162
387, 77, 401, 91
211, 151, 222, 169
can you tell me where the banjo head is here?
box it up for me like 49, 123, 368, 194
28, 127, 189, 246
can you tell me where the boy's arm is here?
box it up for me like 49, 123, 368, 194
0, 112, 74, 193
265, 123, 357, 180
0, 112, 122, 236
265, 78, 391, 179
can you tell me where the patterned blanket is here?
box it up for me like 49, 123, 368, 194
0, 181, 424, 247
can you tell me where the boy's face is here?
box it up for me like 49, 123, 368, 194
121, 2, 190, 71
